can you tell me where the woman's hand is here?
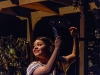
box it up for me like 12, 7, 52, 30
54, 36, 62, 49
69, 26, 79, 38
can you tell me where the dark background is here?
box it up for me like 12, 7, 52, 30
0, 13, 27, 38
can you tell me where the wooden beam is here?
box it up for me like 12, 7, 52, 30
0, 8, 17, 15
20, 2, 58, 14
0, 0, 16, 10
0, 7, 31, 18
89, 2, 98, 10
79, 5, 85, 75
0, 0, 99, 16
0, 0, 46, 9
48, 0, 72, 5
59, 6, 80, 15
19, 0, 45, 5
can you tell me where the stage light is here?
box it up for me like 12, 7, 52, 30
58, 21, 61, 24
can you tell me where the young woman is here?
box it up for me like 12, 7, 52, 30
27, 27, 78, 75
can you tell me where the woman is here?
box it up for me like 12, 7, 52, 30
27, 27, 78, 75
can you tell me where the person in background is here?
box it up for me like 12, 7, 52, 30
27, 26, 78, 75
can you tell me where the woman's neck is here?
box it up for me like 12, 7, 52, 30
38, 57, 49, 64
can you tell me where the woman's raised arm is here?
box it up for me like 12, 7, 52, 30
65, 27, 78, 65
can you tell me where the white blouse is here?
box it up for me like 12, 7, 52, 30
26, 56, 70, 75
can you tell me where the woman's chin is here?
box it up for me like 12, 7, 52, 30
34, 53, 41, 57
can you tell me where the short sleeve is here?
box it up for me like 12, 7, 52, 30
26, 61, 42, 75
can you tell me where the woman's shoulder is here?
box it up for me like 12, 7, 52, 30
27, 61, 40, 69
27, 61, 38, 67
27, 61, 42, 75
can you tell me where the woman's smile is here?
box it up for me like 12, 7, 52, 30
34, 50, 40, 55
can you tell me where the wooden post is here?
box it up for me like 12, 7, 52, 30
79, 6, 85, 75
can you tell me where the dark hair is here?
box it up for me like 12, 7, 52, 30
35, 37, 54, 56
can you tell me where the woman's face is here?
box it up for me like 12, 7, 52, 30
33, 39, 47, 58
